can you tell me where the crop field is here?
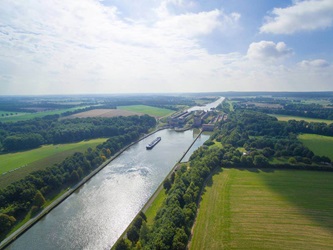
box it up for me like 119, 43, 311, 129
0, 106, 90, 122
117, 105, 174, 117
190, 168, 333, 250
299, 134, 333, 161
66, 109, 141, 118
0, 138, 107, 189
271, 114, 333, 124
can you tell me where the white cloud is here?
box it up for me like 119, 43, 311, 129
247, 41, 293, 60
0, 0, 332, 94
260, 0, 333, 34
155, 10, 222, 37
299, 59, 330, 68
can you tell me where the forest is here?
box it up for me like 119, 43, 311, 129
0, 115, 155, 151
232, 96, 333, 120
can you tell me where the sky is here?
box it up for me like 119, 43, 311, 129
0, 0, 333, 95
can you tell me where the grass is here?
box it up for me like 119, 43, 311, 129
271, 114, 333, 124
227, 100, 234, 112
210, 140, 223, 149
190, 168, 333, 250
0, 106, 90, 122
299, 134, 333, 161
117, 105, 174, 117
144, 189, 167, 227
0, 138, 108, 188
0, 111, 28, 118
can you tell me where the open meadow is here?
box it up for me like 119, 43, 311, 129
271, 114, 333, 124
299, 134, 333, 161
0, 138, 107, 189
66, 109, 141, 118
0, 106, 90, 122
190, 168, 333, 250
117, 105, 174, 117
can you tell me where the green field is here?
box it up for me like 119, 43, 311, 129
271, 114, 333, 124
144, 189, 166, 227
117, 105, 174, 117
0, 138, 107, 188
0, 111, 28, 118
299, 134, 333, 161
0, 106, 90, 122
190, 168, 333, 250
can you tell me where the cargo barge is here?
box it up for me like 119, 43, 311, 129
146, 137, 161, 150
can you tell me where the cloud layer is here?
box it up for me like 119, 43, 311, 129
0, 0, 332, 94
260, 0, 333, 34
247, 41, 293, 60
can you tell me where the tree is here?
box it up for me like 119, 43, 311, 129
163, 178, 172, 192
0, 213, 16, 234
114, 239, 130, 250
33, 190, 46, 208
253, 154, 269, 167
127, 226, 139, 243
172, 227, 188, 250
288, 157, 297, 164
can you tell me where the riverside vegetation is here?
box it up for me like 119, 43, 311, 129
113, 107, 333, 250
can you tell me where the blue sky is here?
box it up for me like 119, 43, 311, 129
0, 0, 332, 95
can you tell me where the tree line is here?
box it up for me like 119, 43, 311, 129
234, 99, 333, 120
0, 115, 155, 151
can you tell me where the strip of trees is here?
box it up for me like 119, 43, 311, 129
0, 115, 155, 151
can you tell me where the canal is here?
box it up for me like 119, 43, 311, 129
7, 129, 210, 250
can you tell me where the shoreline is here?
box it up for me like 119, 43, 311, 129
0, 126, 168, 250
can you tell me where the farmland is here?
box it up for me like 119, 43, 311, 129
299, 134, 333, 161
0, 138, 107, 189
190, 168, 333, 250
270, 114, 333, 124
66, 109, 141, 118
0, 106, 90, 122
117, 105, 174, 117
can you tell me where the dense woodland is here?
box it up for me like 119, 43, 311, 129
0, 115, 154, 151
114, 110, 333, 250
0, 115, 156, 238
233, 97, 333, 120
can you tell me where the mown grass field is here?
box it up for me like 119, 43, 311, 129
271, 114, 333, 124
299, 133, 333, 161
144, 189, 166, 227
66, 109, 141, 118
190, 168, 333, 250
117, 105, 174, 117
0, 111, 28, 119
0, 138, 107, 188
0, 106, 90, 122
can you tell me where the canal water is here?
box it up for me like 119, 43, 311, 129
7, 129, 209, 250
187, 96, 225, 112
